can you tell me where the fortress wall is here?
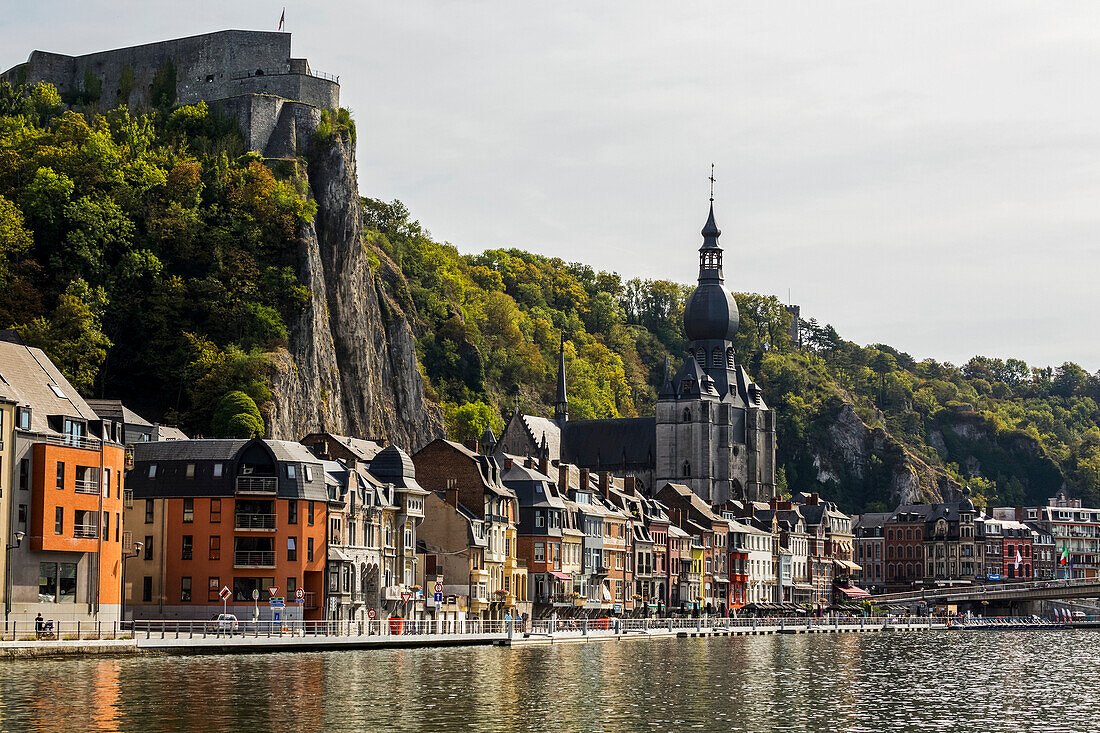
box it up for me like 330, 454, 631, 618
226, 73, 338, 110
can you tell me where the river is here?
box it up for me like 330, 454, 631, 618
0, 630, 1092, 731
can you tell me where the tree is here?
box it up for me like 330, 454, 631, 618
443, 400, 500, 443
211, 391, 265, 438
16, 279, 111, 394
0, 195, 32, 284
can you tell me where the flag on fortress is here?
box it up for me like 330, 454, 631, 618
278, 8, 285, 31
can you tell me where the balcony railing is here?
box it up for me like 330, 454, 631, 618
235, 513, 276, 530
74, 524, 98, 539
234, 551, 276, 567
74, 479, 99, 495
678, 571, 701, 582
236, 476, 277, 494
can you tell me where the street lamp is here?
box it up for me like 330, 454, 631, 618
120, 542, 143, 627
5, 530, 25, 621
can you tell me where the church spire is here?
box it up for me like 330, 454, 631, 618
698, 166, 722, 281
554, 336, 568, 424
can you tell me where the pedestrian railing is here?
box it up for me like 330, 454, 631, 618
0, 620, 134, 642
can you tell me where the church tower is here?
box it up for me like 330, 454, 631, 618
655, 199, 776, 504
554, 337, 568, 425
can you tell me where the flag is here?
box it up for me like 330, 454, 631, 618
1014, 548, 1022, 572
278, 8, 285, 31
1060, 546, 1069, 565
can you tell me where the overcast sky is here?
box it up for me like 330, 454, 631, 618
5, 2, 1100, 371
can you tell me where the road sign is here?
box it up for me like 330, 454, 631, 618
219, 586, 232, 601
434, 582, 443, 593
251, 589, 259, 601
367, 608, 377, 620
401, 592, 412, 604
295, 587, 305, 602
268, 586, 279, 598
434, 592, 443, 603
269, 597, 285, 608
273, 610, 281, 622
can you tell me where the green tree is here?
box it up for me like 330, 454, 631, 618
211, 390, 265, 438
16, 279, 111, 393
443, 400, 501, 443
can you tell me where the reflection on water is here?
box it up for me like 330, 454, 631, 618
0, 631, 1095, 731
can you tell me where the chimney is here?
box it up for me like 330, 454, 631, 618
580, 468, 590, 492
464, 438, 479, 454
524, 456, 534, 469
347, 456, 357, 472
808, 492, 819, 506
446, 485, 459, 509
624, 476, 637, 495
538, 452, 549, 477
558, 463, 572, 496
770, 497, 779, 511
503, 456, 514, 470
599, 471, 610, 501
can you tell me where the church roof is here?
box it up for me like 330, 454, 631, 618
561, 417, 655, 470
519, 415, 561, 462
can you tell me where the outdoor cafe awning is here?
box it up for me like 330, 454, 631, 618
834, 559, 862, 572
550, 571, 572, 581
837, 585, 872, 599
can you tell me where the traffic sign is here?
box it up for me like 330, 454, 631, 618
219, 586, 232, 601
434, 582, 443, 593
268, 586, 279, 598
269, 597, 285, 608
367, 608, 377, 620
434, 592, 443, 603
295, 587, 305, 602
400, 592, 412, 604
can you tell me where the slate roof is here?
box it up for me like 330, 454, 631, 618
0, 340, 100, 433
561, 417, 656, 469
519, 415, 562, 462
370, 445, 427, 493
85, 398, 154, 427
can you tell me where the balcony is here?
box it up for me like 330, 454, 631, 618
74, 524, 98, 539
678, 571, 701, 583
234, 551, 276, 568
74, 478, 99, 495
236, 476, 277, 494
235, 513, 276, 531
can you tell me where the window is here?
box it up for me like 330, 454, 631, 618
38, 563, 77, 603
17, 407, 30, 430
534, 542, 545, 562
182, 535, 193, 560
54, 507, 63, 535
18, 459, 28, 490
287, 464, 296, 480
209, 535, 220, 561
288, 500, 298, 525
144, 536, 153, 561
39, 562, 58, 602
48, 383, 65, 398
185, 463, 195, 479
287, 577, 297, 598
181, 577, 192, 602
536, 512, 545, 528
208, 577, 221, 602
104, 468, 112, 498
142, 576, 153, 603
17, 505, 27, 534
287, 537, 297, 561
307, 537, 314, 562
213, 463, 223, 478
308, 501, 315, 526
209, 498, 221, 523
183, 498, 194, 523
305, 466, 313, 482
145, 499, 154, 524
56, 461, 65, 490
148, 464, 157, 478
116, 512, 120, 542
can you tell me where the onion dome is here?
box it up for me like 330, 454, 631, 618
683, 203, 739, 342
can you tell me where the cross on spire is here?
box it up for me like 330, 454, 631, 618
708, 163, 716, 202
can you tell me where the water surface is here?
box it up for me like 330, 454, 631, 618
0, 631, 1090, 731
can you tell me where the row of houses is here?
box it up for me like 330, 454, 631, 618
853, 489, 1071, 593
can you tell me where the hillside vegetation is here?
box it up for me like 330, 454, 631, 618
2, 87, 1096, 513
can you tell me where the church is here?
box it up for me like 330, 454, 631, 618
498, 202, 777, 504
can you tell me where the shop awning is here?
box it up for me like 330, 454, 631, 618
328, 548, 353, 562
550, 571, 572, 581
602, 585, 613, 602
837, 585, 871, 599
834, 559, 862, 572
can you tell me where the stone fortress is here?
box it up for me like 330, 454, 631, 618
1, 30, 339, 157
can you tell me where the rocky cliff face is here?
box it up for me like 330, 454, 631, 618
811, 402, 958, 507
267, 131, 443, 449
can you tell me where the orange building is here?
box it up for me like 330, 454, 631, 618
0, 339, 127, 622
123, 439, 328, 621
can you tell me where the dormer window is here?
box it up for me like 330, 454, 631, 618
286, 464, 296, 480
681, 379, 695, 394
16, 407, 31, 430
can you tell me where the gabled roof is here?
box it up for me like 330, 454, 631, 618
518, 415, 561, 461
561, 417, 655, 469
85, 398, 154, 427
0, 340, 100, 433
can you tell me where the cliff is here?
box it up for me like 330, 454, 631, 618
268, 130, 443, 449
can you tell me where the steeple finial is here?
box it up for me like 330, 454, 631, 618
709, 163, 715, 202
554, 335, 569, 424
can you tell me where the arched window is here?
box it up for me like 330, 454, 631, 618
682, 461, 691, 477
682, 408, 691, 422
906, 529, 912, 540
695, 348, 706, 365
887, 546, 894, 559
906, 546, 913, 559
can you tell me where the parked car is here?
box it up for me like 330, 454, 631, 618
211, 614, 239, 633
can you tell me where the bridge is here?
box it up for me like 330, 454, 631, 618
870, 578, 1100, 608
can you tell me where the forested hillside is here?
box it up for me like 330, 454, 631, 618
3, 84, 1097, 514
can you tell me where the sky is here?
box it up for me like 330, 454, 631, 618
4, 1, 1100, 371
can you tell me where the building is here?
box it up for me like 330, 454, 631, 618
85, 399, 188, 446
0, 339, 127, 622
412, 439, 526, 620
994, 493, 1100, 579
2, 30, 340, 155
123, 438, 328, 621
657, 482, 728, 613
503, 460, 567, 618
853, 513, 889, 593
499, 203, 777, 505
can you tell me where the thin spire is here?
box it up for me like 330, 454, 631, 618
701, 164, 721, 248
554, 336, 568, 424
709, 163, 715, 202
